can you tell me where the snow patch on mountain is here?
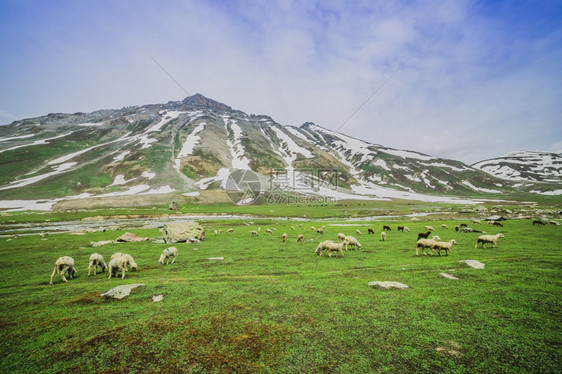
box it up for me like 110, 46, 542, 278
0, 132, 73, 154
175, 122, 206, 171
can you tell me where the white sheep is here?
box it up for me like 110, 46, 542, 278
290, 226, 295, 231
158, 246, 178, 265
110, 253, 138, 270
266, 228, 273, 235
441, 224, 449, 229
403, 227, 411, 232
282, 233, 287, 242
297, 234, 304, 242
49, 256, 77, 284
108, 255, 128, 279
227, 228, 234, 233
355, 229, 362, 235
315, 240, 344, 257
424, 225, 436, 232
380, 231, 386, 241
310, 226, 316, 231
317, 228, 324, 234
431, 239, 457, 256
251, 230, 259, 237
214, 229, 218, 236
87, 253, 106, 276
472, 219, 481, 225
344, 236, 362, 250
415, 235, 441, 256
475, 233, 504, 248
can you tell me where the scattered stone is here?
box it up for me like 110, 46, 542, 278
100, 283, 145, 300
368, 281, 409, 289
91, 240, 116, 247
152, 295, 164, 302
440, 273, 459, 280
152, 239, 165, 244
207, 257, 224, 261
116, 232, 150, 242
459, 260, 485, 269
160, 221, 205, 244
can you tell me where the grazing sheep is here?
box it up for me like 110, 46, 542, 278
441, 224, 449, 229
532, 220, 546, 226
397, 226, 405, 232
258, 227, 261, 232
296, 234, 304, 242
290, 226, 295, 231
282, 233, 287, 242
110, 253, 138, 271
460, 223, 468, 228
417, 231, 431, 240
251, 230, 259, 237
380, 231, 386, 241
355, 229, 362, 235
455, 226, 459, 232
266, 228, 273, 235
382, 225, 391, 231
158, 247, 178, 265
214, 229, 218, 236
424, 225, 436, 232
344, 236, 362, 250
403, 227, 410, 232
87, 253, 106, 276
337, 233, 346, 242
108, 255, 128, 279
430, 239, 457, 256
49, 256, 77, 284
310, 226, 316, 231
415, 236, 441, 256
317, 228, 324, 234
475, 233, 504, 248
549, 220, 559, 226
472, 219, 481, 225
315, 240, 344, 257
367, 227, 375, 234
227, 228, 234, 233
492, 221, 504, 227
459, 227, 485, 233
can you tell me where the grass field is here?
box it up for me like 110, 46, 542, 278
0, 213, 561, 373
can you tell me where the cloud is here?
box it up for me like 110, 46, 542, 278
0, 0, 560, 165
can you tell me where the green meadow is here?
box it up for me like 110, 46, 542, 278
0, 207, 561, 373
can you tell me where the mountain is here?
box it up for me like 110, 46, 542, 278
472, 151, 562, 195
0, 94, 557, 209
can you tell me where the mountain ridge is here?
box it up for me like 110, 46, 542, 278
0, 93, 560, 209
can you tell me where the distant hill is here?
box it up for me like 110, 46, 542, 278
472, 151, 562, 195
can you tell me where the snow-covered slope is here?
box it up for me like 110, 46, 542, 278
472, 151, 562, 195
0, 93, 553, 210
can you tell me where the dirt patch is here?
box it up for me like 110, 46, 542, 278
49, 312, 294, 373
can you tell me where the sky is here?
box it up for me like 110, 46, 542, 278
0, 0, 561, 165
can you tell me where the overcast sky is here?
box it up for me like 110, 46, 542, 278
1, 0, 561, 164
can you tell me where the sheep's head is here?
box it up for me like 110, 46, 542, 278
498, 233, 505, 238
432, 235, 441, 241
450, 239, 457, 245
158, 254, 166, 264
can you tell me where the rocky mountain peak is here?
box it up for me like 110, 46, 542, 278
180, 93, 232, 112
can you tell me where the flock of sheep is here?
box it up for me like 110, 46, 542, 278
48, 218, 517, 284
49, 247, 178, 285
